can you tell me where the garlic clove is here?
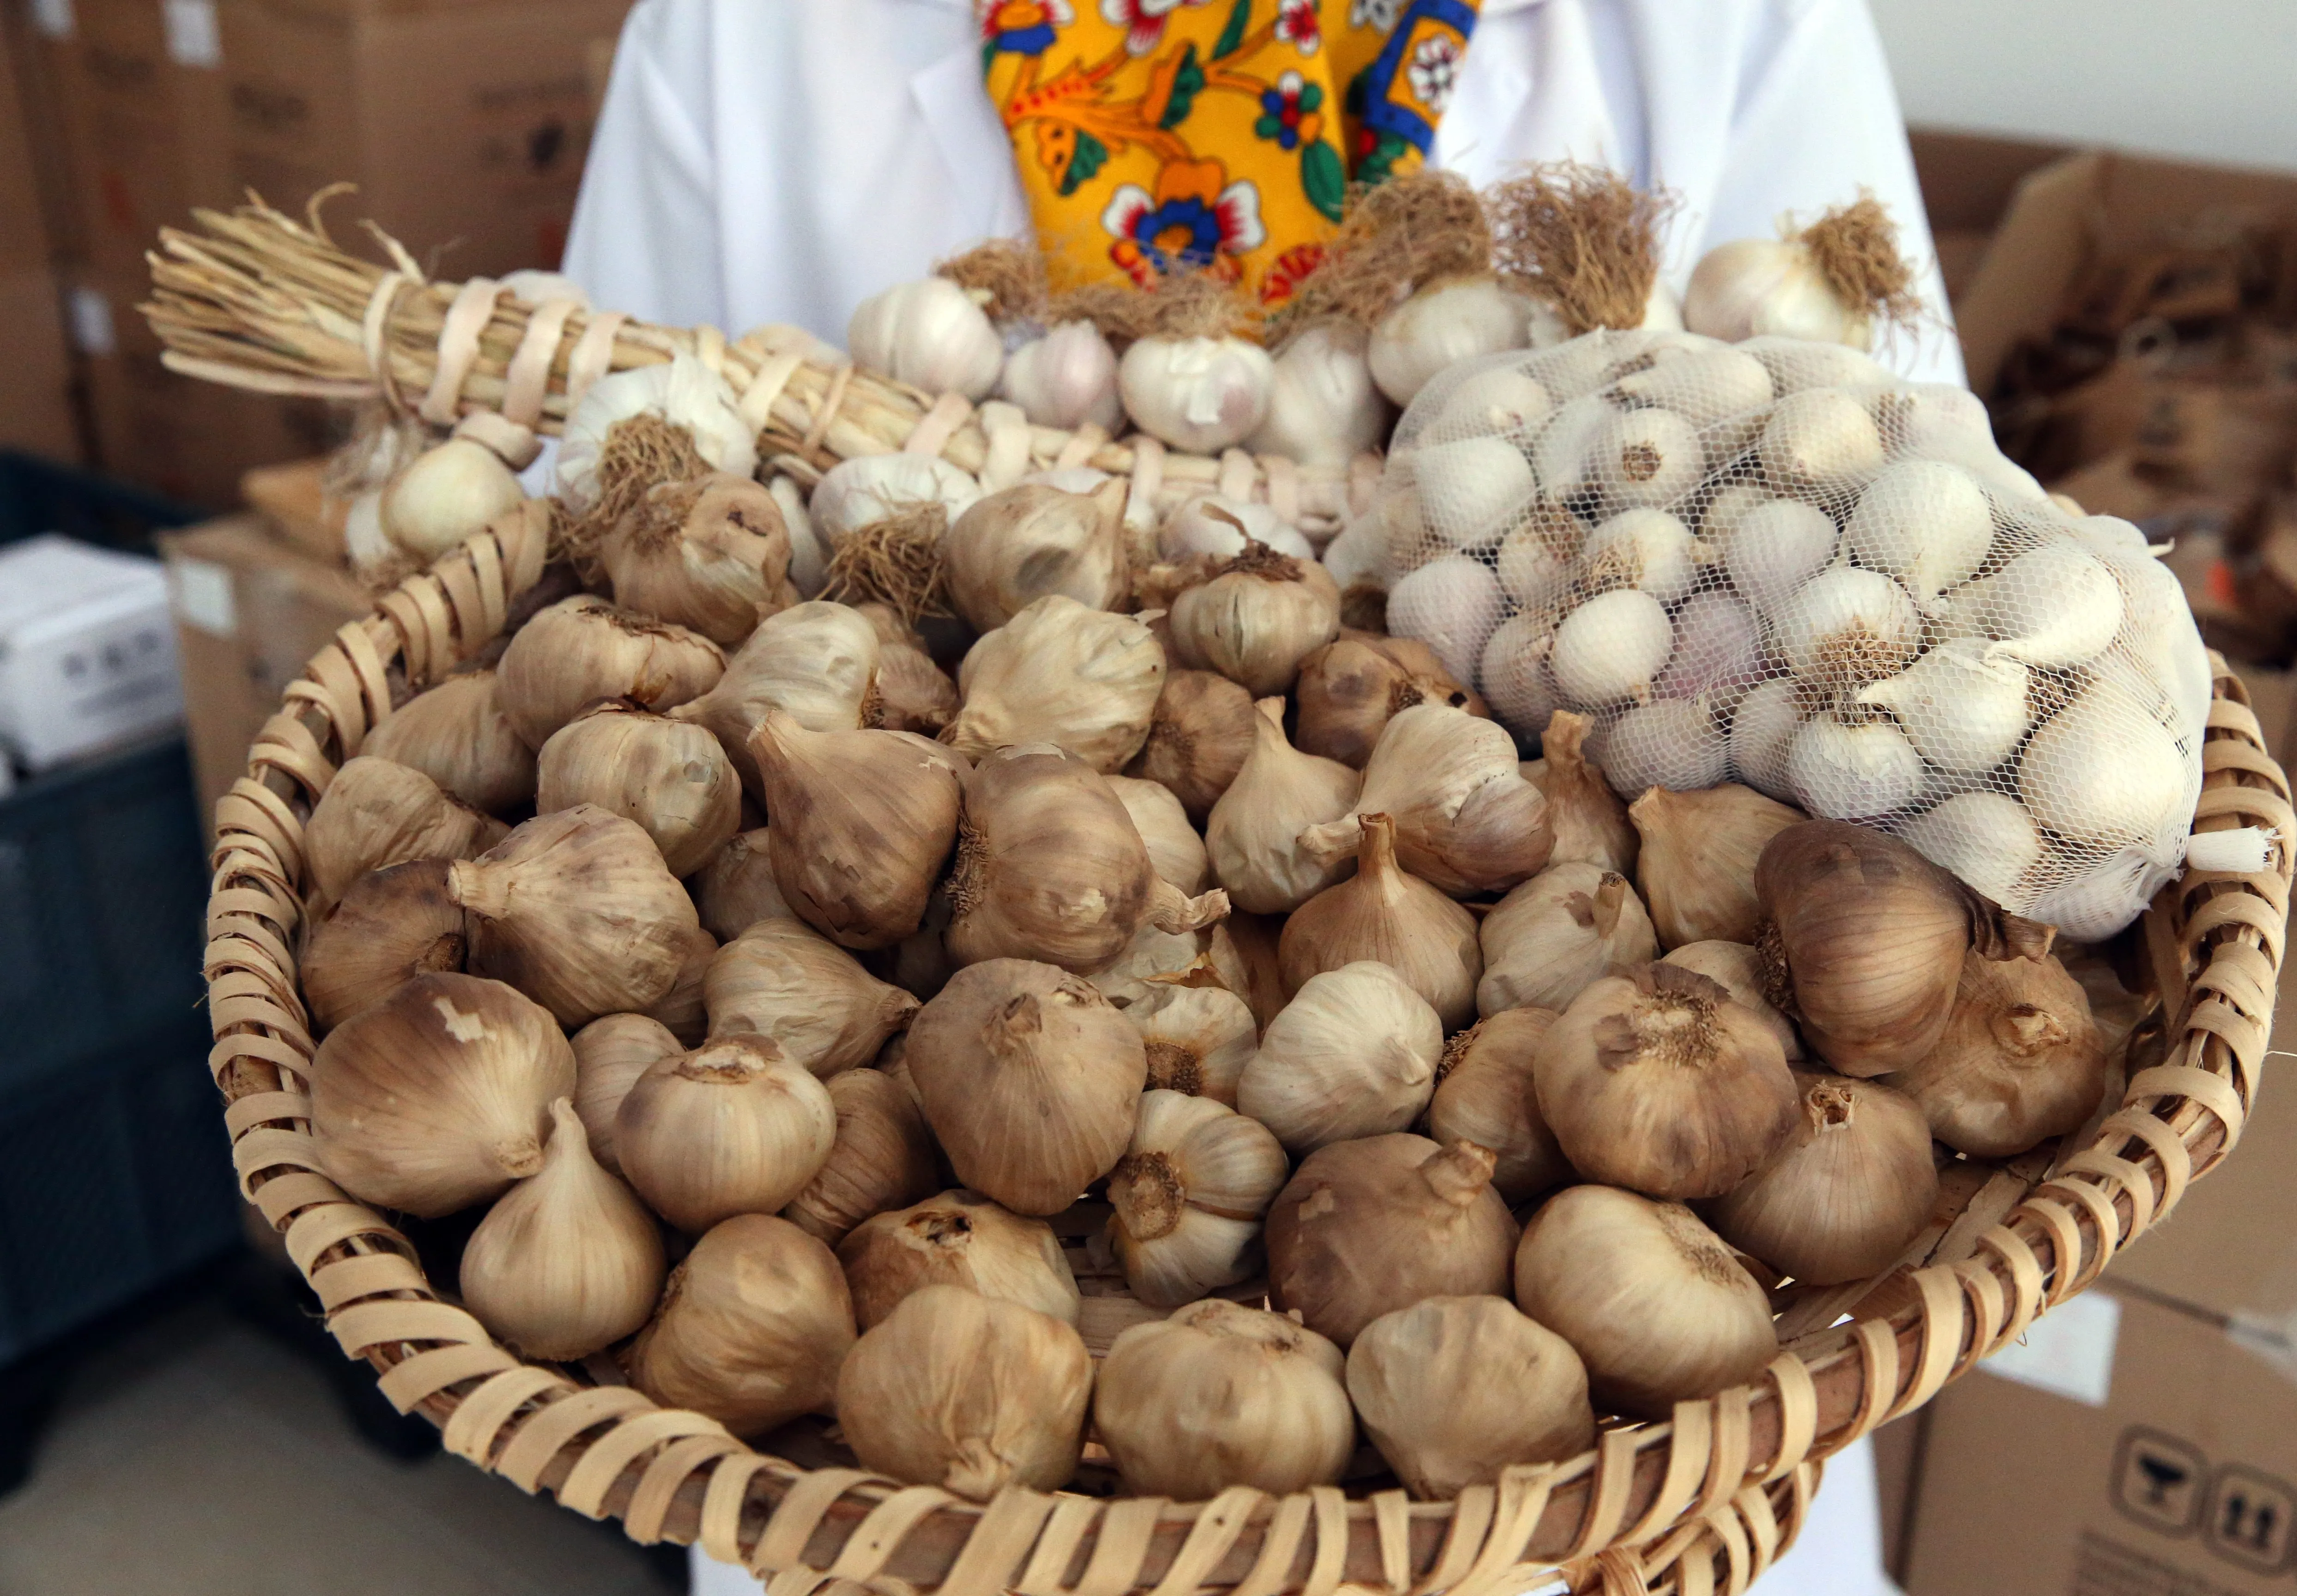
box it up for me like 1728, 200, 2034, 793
1236, 961, 1442, 1156
1842, 460, 1993, 612
303, 755, 506, 912
1125, 980, 1257, 1104
692, 827, 797, 941
705, 916, 920, 1076
1660, 939, 1802, 1060
837, 1187, 1081, 1328
1122, 667, 1258, 822
1899, 792, 2044, 907
1407, 437, 1537, 556
1168, 542, 1343, 698
1477, 860, 1657, 1017
536, 701, 743, 878
948, 595, 1166, 773
1886, 947, 2107, 1156
1629, 783, 1805, 948
1613, 345, 1776, 426
1429, 1008, 1572, 1202
1108, 1089, 1289, 1307
1207, 700, 1363, 915
364, 670, 536, 813
1278, 813, 1483, 1031
1788, 711, 1928, 822
1295, 634, 1483, 770
945, 479, 1131, 634
1433, 361, 1553, 437
615, 1034, 838, 1232
1107, 774, 1209, 895
1247, 323, 1388, 468
303, 858, 471, 1033
782, 1067, 942, 1247
1550, 588, 1673, 707
496, 595, 727, 751
1120, 335, 1275, 453
1528, 710, 1637, 873
848, 276, 1004, 399
570, 1013, 681, 1175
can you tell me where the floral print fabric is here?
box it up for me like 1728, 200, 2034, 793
980, 0, 1481, 305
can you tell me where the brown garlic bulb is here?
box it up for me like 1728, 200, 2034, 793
1534, 964, 1799, 1201
643, 922, 716, 1045
1125, 980, 1257, 1104
692, 827, 795, 941
1756, 821, 2050, 1077
1528, 710, 1637, 874
1429, 1009, 1572, 1203
1477, 862, 1658, 1017
535, 701, 742, 877
1084, 922, 1206, 1010
1301, 704, 1552, 897
1210, 912, 1288, 1032
601, 472, 797, 647
944, 478, 1130, 633
615, 1035, 838, 1232
1662, 939, 1803, 1061
903, 959, 1147, 1214
570, 1013, 681, 1175
363, 670, 537, 813
1108, 1089, 1290, 1306
836, 1188, 1081, 1328
670, 600, 883, 796
835, 1283, 1093, 1498
1631, 783, 1804, 949
1108, 774, 1210, 894
1705, 1071, 1938, 1282
1514, 1185, 1778, 1418
459, 1099, 667, 1360
1206, 699, 1362, 914
1265, 1134, 1518, 1348
309, 971, 575, 1218
1122, 667, 1257, 822
945, 596, 1166, 772
496, 594, 726, 750
303, 756, 506, 910
782, 1067, 941, 1245
1294, 633, 1485, 769
1168, 541, 1342, 696
1237, 961, 1443, 1155
626, 1213, 855, 1436
855, 603, 959, 735
705, 917, 921, 1076
1279, 812, 1482, 1029
302, 858, 467, 1032
751, 712, 965, 949
448, 805, 701, 1027
945, 744, 1228, 973
1347, 1296, 1595, 1499
1888, 950, 2107, 1156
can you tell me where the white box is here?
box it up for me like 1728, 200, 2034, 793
0, 535, 183, 772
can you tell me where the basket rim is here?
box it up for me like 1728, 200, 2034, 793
200, 504, 2295, 1596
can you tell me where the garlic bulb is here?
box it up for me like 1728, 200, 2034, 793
948, 596, 1165, 771
1514, 1185, 1777, 1418
1774, 567, 1919, 692
615, 1035, 838, 1231
1757, 388, 1885, 490
2020, 678, 2192, 851
1125, 981, 1257, 1104
302, 859, 469, 1032
449, 805, 701, 1026
1088, 923, 1211, 1010
750, 713, 964, 948
1108, 774, 1209, 895
1279, 813, 1483, 1030
1653, 592, 1761, 707
1096, 1300, 1354, 1497
1120, 335, 1274, 453
363, 671, 536, 813
1321, 512, 1391, 624
1000, 320, 1123, 431
1900, 792, 2044, 907
1347, 1297, 1594, 1500
1123, 667, 1258, 822
808, 454, 982, 549
1629, 783, 1803, 948
1719, 499, 1838, 619
601, 473, 798, 647
570, 1015, 681, 1179
1161, 494, 1315, 563
904, 959, 1146, 1214
1206, 701, 1362, 915
382, 438, 526, 562
1436, 363, 1553, 436
1238, 961, 1442, 1155
1588, 408, 1703, 511
770, 475, 828, 598
945, 479, 1131, 633
1479, 615, 1562, 739
303, 755, 505, 910
460, 1100, 666, 1359
1706, 1071, 1937, 1283
1409, 437, 1536, 554
1369, 277, 1533, 405
1953, 544, 2125, 670
836, 1283, 1091, 1498
671, 600, 881, 794
1266, 1134, 1517, 1348
780, 1067, 941, 1245
1601, 697, 1730, 796
705, 917, 920, 1076
1550, 589, 1672, 706
1661, 940, 1803, 1062
948, 745, 1229, 971
1728, 678, 1804, 802
837, 1188, 1080, 1328
497, 595, 726, 751
309, 972, 574, 1218
1496, 516, 1576, 613
1843, 461, 1993, 612
1740, 336, 1889, 395
1890, 949, 2106, 1157
1854, 637, 2030, 777
693, 828, 796, 941
646, 922, 716, 1046
535, 702, 741, 877
848, 276, 1003, 399
1303, 704, 1554, 897
1788, 712, 1927, 822
1613, 345, 1776, 426
556, 355, 759, 514
1109, 1089, 1289, 1306
1477, 861, 1657, 1016
1294, 634, 1481, 770
1685, 239, 1874, 347
1428, 1008, 1571, 1202
1528, 392, 1615, 502
1169, 544, 1343, 698
627, 1214, 854, 1436
1582, 508, 1704, 602
1384, 555, 1503, 690
1247, 323, 1387, 468
1530, 711, 1637, 872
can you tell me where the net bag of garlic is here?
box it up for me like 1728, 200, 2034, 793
1383, 332, 2216, 938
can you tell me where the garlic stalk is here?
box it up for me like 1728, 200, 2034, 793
1108, 1089, 1289, 1307
1236, 961, 1443, 1155
947, 596, 1166, 772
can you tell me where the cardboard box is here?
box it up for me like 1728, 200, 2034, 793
1907, 129, 2073, 310
159, 514, 369, 826
0, 532, 182, 771
239, 455, 346, 563
0, 15, 83, 461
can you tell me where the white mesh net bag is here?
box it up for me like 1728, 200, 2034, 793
1381, 329, 2214, 940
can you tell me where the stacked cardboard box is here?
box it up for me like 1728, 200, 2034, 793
0, 15, 80, 461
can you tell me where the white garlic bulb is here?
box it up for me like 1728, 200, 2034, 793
1739, 336, 1888, 395
1603, 697, 1728, 795
1655, 592, 1761, 705
1774, 566, 1919, 687
1843, 460, 1994, 612
556, 354, 759, 515
1321, 512, 1390, 599
1160, 495, 1314, 562
1757, 388, 1885, 490
809, 454, 982, 548
1496, 518, 1577, 612
1550, 589, 1672, 706
1247, 323, 1387, 468
382, 438, 526, 563
1589, 407, 1703, 509
848, 277, 1004, 399
1788, 713, 1927, 821
1000, 320, 1123, 431
1386, 555, 1504, 688
1369, 277, 1536, 406
1720, 499, 1838, 619
1119, 336, 1274, 453
1954, 544, 2126, 670
1107, 1089, 1289, 1307
1411, 437, 1538, 553
1902, 792, 2044, 905
1206, 699, 1361, 914
1612, 345, 1775, 426
1685, 238, 1873, 348
1478, 615, 1560, 739
1855, 637, 2031, 775
1529, 393, 1616, 501
1237, 961, 1442, 1155
1727, 677, 1803, 802
1436, 363, 1552, 436
2021, 678, 2192, 851
1581, 508, 1703, 602
1126, 980, 1257, 1102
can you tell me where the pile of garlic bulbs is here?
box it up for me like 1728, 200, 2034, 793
1382, 329, 2214, 939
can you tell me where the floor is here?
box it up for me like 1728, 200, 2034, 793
0, 1284, 680, 1596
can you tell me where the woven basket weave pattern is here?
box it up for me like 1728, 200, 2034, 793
201, 503, 2292, 1596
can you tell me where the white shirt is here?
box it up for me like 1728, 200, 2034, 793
564, 0, 1965, 387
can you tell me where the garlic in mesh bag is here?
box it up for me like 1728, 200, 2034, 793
1382, 331, 2213, 939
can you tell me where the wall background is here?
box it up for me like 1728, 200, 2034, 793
1868, 0, 2297, 174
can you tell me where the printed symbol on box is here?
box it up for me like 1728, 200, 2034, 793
2203, 1465, 2297, 1575
2112, 1427, 2205, 1536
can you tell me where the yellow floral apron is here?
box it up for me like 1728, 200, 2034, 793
979, 0, 1482, 307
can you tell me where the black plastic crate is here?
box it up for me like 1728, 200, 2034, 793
0, 450, 193, 556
